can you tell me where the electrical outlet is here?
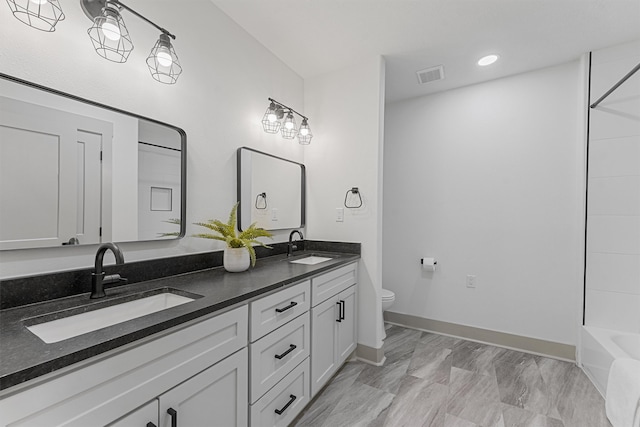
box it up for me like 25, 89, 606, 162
336, 208, 344, 222
271, 208, 278, 221
466, 275, 476, 288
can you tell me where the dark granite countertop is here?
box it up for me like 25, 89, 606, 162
0, 250, 359, 392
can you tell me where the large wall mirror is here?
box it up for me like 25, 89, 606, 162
237, 147, 305, 231
0, 73, 186, 250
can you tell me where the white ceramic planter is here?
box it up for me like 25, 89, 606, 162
224, 247, 250, 272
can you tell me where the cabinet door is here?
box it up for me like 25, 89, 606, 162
337, 285, 357, 364
310, 295, 340, 397
158, 348, 248, 427
108, 400, 159, 427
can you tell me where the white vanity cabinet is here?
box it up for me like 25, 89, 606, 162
310, 263, 358, 397
0, 305, 249, 427
0, 259, 359, 427
110, 349, 247, 427
249, 280, 312, 426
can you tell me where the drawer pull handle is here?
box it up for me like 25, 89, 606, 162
275, 344, 297, 359
167, 408, 177, 427
336, 301, 342, 322
276, 301, 298, 313
340, 300, 346, 320
275, 394, 297, 415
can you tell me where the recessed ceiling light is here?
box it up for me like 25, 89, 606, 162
477, 54, 499, 66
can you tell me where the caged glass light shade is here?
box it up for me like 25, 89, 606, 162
261, 102, 282, 134
6, 0, 65, 32
146, 33, 183, 84
280, 112, 297, 139
297, 118, 312, 145
87, 1, 133, 63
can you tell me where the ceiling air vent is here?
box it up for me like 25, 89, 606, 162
416, 65, 445, 84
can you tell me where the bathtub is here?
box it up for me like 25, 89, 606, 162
581, 326, 640, 397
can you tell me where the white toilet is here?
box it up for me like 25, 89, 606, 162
381, 288, 395, 312
380, 288, 396, 340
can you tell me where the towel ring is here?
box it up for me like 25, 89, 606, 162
344, 187, 363, 208
255, 192, 267, 209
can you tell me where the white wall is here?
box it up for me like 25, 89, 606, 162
304, 56, 386, 350
0, 0, 305, 278
383, 61, 586, 345
585, 39, 640, 333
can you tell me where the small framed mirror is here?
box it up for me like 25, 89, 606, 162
237, 147, 305, 231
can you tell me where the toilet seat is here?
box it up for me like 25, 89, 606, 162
381, 288, 395, 300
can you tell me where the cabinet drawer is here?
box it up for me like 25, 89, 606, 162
250, 312, 310, 403
311, 263, 357, 306
0, 305, 248, 427
250, 358, 310, 427
250, 280, 310, 341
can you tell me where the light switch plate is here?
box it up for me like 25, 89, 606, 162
336, 208, 344, 222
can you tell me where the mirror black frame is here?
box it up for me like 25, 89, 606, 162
236, 147, 305, 231
0, 72, 187, 243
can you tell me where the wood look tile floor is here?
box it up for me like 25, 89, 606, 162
292, 324, 612, 427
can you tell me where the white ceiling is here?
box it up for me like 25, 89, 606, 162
210, 0, 640, 104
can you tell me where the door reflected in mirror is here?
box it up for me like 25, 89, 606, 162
0, 73, 186, 250
237, 147, 305, 231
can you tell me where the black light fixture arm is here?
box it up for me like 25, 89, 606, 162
110, 0, 176, 39
268, 97, 308, 121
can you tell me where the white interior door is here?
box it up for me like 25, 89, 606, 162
0, 96, 111, 249
76, 129, 103, 245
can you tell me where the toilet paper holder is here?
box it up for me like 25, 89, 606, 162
420, 258, 437, 265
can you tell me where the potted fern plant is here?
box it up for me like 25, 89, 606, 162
193, 202, 273, 272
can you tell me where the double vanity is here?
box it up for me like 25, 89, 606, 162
0, 72, 353, 427
0, 248, 359, 427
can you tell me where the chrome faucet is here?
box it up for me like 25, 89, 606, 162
287, 230, 304, 257
90, 242, 126, 299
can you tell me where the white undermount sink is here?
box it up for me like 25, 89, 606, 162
289, 256, 333, 265
26, 293, 195, 344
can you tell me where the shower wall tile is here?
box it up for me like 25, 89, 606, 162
590, 54, 640, 104
588, 176, 640, 216
586, 252, 640, 295
584, 289, 640, 333
587, 215, 640, 254
590, 40, 640, 66
588, 136, 640, 178
589, 99, 640, 141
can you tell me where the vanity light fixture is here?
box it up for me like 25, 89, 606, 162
83, 0, 182, 83
281, 111, 297, 139
6, 0, 65, 32
262, 101, 284, 134
298, 118, 312, 145
87, 0, 133, 63
146, 33, 183, 84
5, 0, 182, 84
261, 98, 313, 145
477, 54, 499, 66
